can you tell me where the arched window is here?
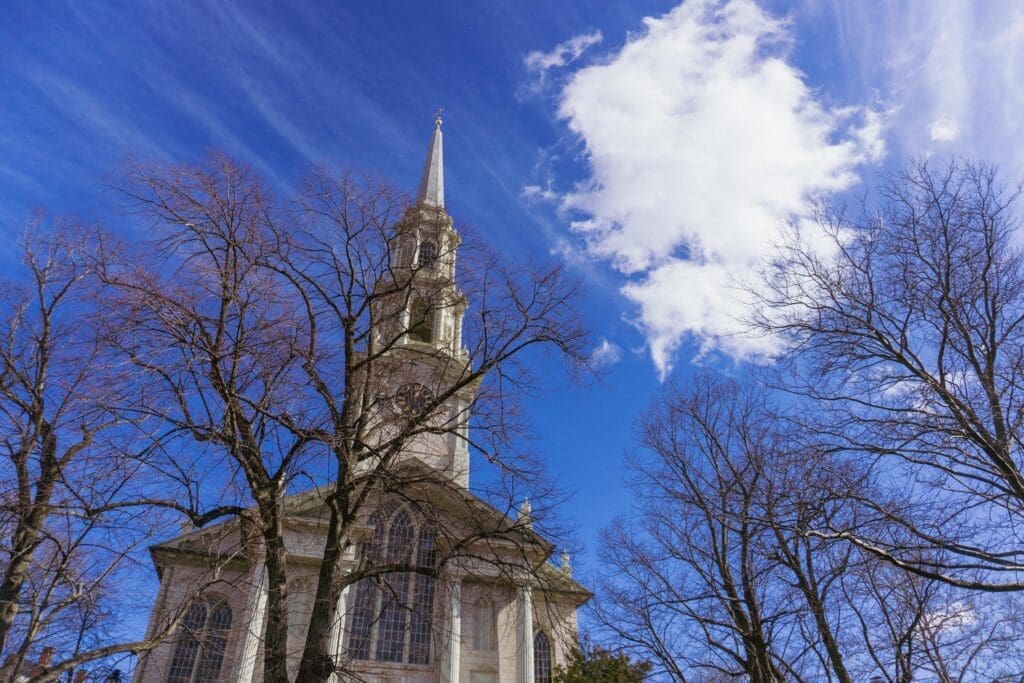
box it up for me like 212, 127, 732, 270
534, 630, 553, 683
417, 240, 438, 270
347, 505, 438, 665
166, 598, 233, 683
408, 297, 434, 344
375, 510, 414, 662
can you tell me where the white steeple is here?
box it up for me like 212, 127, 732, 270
362, 113, 471, 484
416, 112, 445, 208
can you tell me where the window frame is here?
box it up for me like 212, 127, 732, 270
346, 504, 438, 667
416, 240, 438, 271
534, 628, 553, 683
165, 595, 233, 683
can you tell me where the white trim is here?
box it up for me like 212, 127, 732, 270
235, 563, 268, 683
326, 583, 351, 683
442, 578, 462, 683
518, 586, 534, 683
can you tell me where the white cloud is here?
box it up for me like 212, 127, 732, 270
553, 0, 882, 378
521, 183, 558, 203
929, 116, 960, 142
590, 338, 623, 367
525, 31, 603, 74
924, 600, 978, 634
855, 109, 888, 162
621, 260, 765, 371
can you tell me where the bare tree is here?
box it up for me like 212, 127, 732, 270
757, 158, 1024, 590
597, 374, 795, 682
100, 158, 311, 682
757, 436, 857, 683
596, 371, 1022, 682
0, 225, 132, 677
0, 225, 213, 680
842, 553, 1024, 681
103, 155, 589, 682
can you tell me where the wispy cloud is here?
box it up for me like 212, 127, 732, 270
235, 72, 324, 165
22, 67, 171, 160
549, 0, 881, 378
140, 65, 292, 190
835, 2, 1024, 172
525, 31, 604, 74
590, 339, 623, 368
522, 182, 558, 204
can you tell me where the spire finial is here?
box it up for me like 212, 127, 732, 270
417, 112, 445, 207
518, 499, 533, 529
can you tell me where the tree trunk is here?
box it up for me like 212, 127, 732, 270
261, 503, 291, 683
0, 513, 46, 653
295, 499, 351, 681
0, 424, 59, 654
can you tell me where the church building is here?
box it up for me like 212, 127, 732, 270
132, 118, 591, 683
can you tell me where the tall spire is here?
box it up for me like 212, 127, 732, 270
416, 112, 445, 208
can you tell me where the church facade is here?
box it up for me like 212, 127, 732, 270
132, 119, 590, 683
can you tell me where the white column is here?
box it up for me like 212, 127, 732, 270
452, 399, 470, 489
235, 562, 268, 683
326, 583, 351, 683
454, 309, 463, 351
518, 586, 534, 683
442, 578, 463, 683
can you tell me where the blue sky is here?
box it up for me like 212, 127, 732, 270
4, 0, 1024, 631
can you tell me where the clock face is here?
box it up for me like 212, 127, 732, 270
394, 382, 433, 415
